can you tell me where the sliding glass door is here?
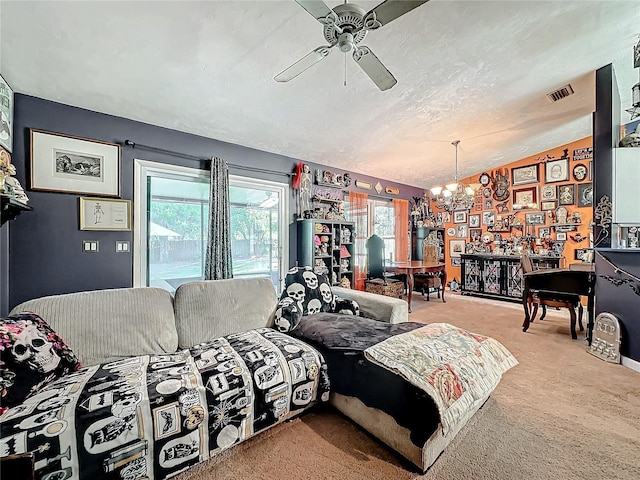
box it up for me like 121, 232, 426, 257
134, 161, 288, 292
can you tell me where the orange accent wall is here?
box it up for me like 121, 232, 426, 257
433, 136, 593, 284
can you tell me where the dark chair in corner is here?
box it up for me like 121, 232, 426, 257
521, 253, 584, 339
364, 234, 405, 299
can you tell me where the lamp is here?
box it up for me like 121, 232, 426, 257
430, 140, 479, 212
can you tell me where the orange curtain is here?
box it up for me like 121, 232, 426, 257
392, 199, 409, 263
347, 191, 368, 290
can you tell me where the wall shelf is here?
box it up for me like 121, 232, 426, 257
1, 195, 32, 226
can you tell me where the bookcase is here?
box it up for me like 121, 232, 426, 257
297, 219, 356, 287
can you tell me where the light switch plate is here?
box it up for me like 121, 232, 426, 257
82, 240, 99, 252
115, 241, 130, 253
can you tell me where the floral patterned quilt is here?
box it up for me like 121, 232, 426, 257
364, 323, 517, 436
0, 328, 329, 480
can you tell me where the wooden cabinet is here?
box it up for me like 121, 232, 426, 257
461, 254, 560, 300
297, 219, 355, 287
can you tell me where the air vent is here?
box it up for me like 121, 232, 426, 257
546, 84, 575, 102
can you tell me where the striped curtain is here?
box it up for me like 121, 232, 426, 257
347, 191, 368, 290
204, 157, 233, 280
393, 198, 409, 262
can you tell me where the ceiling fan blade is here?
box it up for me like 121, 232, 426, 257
274, 46, 333, 83
294, 0, 337, 24
364, 0, 430, 29
353, 46, 397, 91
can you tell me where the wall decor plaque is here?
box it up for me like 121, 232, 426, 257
385, 187, 399, 195
545, 158, 570, 183
511, 164, 539, 186
355, 180, 371, 190
572, 147, 593, 161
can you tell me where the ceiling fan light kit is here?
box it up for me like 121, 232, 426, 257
275, 0, 430, 91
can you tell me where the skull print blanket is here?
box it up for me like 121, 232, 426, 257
364, 323, 518, 436
0, 328, 329, 480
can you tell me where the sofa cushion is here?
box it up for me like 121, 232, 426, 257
10, 287, 178, 367
0, 312, 82, 410
174, 278, 277, 348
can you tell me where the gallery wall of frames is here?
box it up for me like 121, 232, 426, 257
432, 136, 594, 284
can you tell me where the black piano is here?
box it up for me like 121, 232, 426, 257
522, 263, 596, 341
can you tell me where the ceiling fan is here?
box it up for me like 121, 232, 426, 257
275, 0, 429, 91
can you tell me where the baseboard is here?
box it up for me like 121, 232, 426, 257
621, 356, 640, 373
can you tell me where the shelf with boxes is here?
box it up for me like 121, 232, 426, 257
297, 219, 356, 288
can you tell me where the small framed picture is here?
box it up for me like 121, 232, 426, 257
525, 212, 546, 226
470, 228, 483, 241
545, 158, 570, 183
482, 211, 495, 226
574, 248, 590, 261
456, 224, 468, 238
449, 239, 466, 258
512, 186, 538, 210
512, 164, 539, 186
30, 129, 121, 196
558, 184, 575, 205
484, 199, 493, 210
0, 74, 14, 153
451, 257, 462, 267
540, 185, 557, 201
577, 182, 593, 207
538, 227, 551, 238
79, 197, 131, 231
469, 214, 480, 228
453, 211, 467, 223
541, 200, 557, 211
556, 232, 567, 241
572, 163, 588, 182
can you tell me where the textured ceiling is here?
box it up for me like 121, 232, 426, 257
1, 1, 639, 189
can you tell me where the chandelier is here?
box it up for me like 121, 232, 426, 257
430, 140, 480, 212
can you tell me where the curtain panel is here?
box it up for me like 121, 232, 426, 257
393, 198, 409, 262
347, 191, 368, 290
204, 157, 233, 280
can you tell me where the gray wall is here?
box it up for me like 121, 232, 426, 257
3, 94, 423, 313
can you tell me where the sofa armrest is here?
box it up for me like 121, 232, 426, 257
331, 287, 408, 324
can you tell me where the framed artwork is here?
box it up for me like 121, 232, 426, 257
512, 186, 538, 210
0, 75, 14, 152
482, 211, 495, 226
577, 182, 593, 207
538, 227, 551, 238
525, 212, 546, 226
479, 172, 491, 186
511, 164, 539, 186
545, 158, 570, 183
456, 224, 468, 238
79, 197, 131, 231
574, 248, 590, 261
589, 160, 592, 181
572, 163, 588, 181
30, 129, 121, 197
470, 228, 483, 241
469, 214, 480, 227
558, 184, 575, 205
556, 232, 567, 241
451, 257, 461, 267
453, 211, 467, 223
449, 239, 466, 258
447, 227, 456, 237
540, 185, 557, 201
484, 199, 493, 210
541, 200, 557, 211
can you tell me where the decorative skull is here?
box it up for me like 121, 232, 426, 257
286, 283, 306, 302
11, 323, 61, 373
319, 283, 333, 303
307, 299, 322, 316
302, 271, 318, 289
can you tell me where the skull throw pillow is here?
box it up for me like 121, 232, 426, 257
0, 312, 82, 411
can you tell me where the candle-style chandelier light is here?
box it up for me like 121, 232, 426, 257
430, 140, 480, 212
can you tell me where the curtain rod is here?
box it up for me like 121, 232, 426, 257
122, 140, 294, 177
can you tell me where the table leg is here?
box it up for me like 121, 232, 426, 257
407, 272, 414, 313
587, 281, 595, 345
522, 281, 531, 332
440, 267, 447, 303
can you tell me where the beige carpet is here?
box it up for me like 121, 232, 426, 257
177, 293, 640, 480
